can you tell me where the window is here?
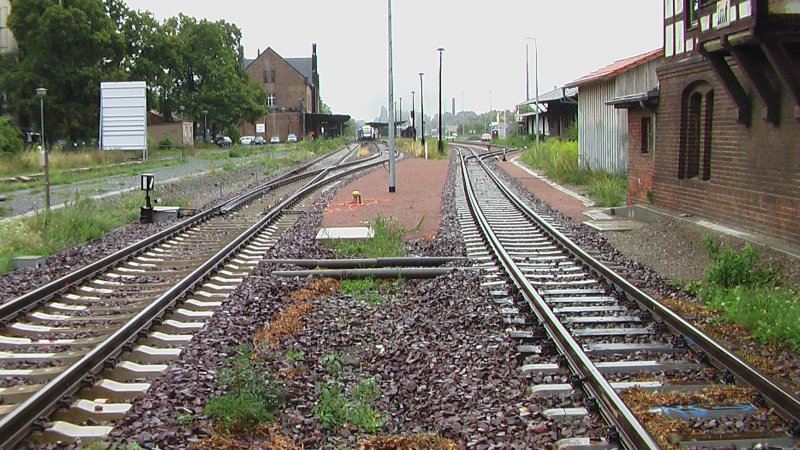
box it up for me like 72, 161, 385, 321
679, 82, 713, 180
267, 94, 276, 107
263, 68, 275, 83
686, 0, 715, 29
641, 117, 654, 153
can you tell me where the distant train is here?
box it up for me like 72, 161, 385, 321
358, 124, 378, 141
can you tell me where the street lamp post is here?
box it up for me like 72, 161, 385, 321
437, 47, 444, 152
36, 87, 49, 212
387, 0, 396, 192
399, 97, 402, 137
418, 72, 425, 147
526, 37, 540, 149
202, 110, 208, 143
411, 90, 416, 141
178, 105, 185, 146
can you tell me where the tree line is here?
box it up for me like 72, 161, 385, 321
0, 0, 267, 148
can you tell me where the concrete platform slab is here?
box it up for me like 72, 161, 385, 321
316, 227, 374, 241
584, 220, 644, 232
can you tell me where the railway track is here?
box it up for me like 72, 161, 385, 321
0, 143, 389, 447
455, 145, 800, 449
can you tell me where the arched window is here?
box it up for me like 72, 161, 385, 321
679, 82, 714, 180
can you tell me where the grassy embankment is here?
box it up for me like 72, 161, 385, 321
0, 148, 186, 195
0, 140, 344, 274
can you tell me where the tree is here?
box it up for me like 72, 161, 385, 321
0, 116, 24, 153
1, 0, 121, 143
320, 98, 332, 114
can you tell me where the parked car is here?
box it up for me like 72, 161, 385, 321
480, 133, 492, 142
251, 136, 266, 145
239, 135, 254, 145
287, 134, 298, 143
215, 136, 232, 148
270, 136, 281, 144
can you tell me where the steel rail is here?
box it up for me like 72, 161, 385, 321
219, 147, 364, 214
472, 149, 800, 425
260, 257, 466, 268
459, 150, 660, 449
0, 154, 389, 449
0, 145, 355, 324
271, 267, 458, 279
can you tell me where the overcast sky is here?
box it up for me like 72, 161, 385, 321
123, 0, 663, 122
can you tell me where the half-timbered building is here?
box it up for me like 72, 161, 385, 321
653, 0, 800, 245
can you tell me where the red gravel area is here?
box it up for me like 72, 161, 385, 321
494, 159, 592, 222
321, 157, 449, 240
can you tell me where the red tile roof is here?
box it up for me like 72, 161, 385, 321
564, 49, 662, 88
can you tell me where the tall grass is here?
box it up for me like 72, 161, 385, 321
519, 139, 626, 206
520, 139, 589, 185
0, 148, 183, 177
394, 138, 449, 160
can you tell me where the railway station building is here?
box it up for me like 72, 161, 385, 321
240, 44, 349, 141
648, 0, 800, 246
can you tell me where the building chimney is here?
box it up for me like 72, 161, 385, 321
258, 48, 261, 57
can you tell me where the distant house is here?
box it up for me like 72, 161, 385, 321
564, 49, 663, 175
148, 111, 193, 148
0, 0, 16, 55
652, 0, 800, 246
0, 0, 16, 116
516, 87, 578, 139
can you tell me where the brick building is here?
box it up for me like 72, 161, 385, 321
241, 45, 321, 141
651, 0, 800, 246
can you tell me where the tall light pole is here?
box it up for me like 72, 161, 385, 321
411, 90, 416, 141
461, 91, 465, 136
399, 97, 402, 137
418, 72, 425, 147
202, 110, 208, 143
387, 0, 396, 192
437, 47, 444, 152
527, 37, 540, 149
486, 90, 491, 133
36, 87, 49, 212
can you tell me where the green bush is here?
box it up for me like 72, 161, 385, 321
0, 116, 24, 154
157, 137, 174, 148
702, 236, 776, 288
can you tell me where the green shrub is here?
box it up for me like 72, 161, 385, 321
702, 237, 776, 288
157, 137, 174, 148
0, 116, 24, 154
204, 344, 282, 431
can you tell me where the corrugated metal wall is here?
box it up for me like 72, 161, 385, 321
577, 59, 660, 175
